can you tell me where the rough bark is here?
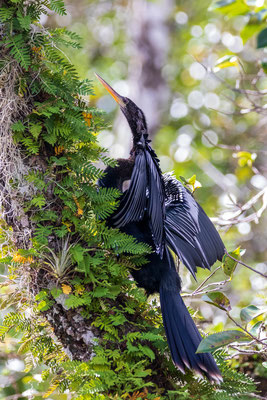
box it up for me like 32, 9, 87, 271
0, 58, 100, 362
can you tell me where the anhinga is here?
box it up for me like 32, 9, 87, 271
96, 73, 225, 383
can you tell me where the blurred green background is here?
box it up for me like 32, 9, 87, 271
1, 0, 267, 398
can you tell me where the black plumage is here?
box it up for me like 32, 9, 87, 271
96, 74, 225, 383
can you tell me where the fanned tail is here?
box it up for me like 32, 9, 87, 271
160, 280, 223, 383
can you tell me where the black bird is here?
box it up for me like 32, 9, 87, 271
96, 73, 225, 383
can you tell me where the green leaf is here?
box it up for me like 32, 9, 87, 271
93, 287, 110, 298
240, 305, 261, 323
0, 256, 12, 264
222, 247, 245, 277
42, 131, 57, 145
64, 292, 92, 309
249, 321, 263, 336
6, 34, 31, 70
179, 174, 202, 192
243, 306, 267, 334
196, 330, 249, 353
49, 0, 67, 16
202, 291, 231, 311
11, 120, 25, 133
108, 285, 121, 298
262, 362, 267, 368
262, 61, 267, 74
50, 156, 68, 166
21, 137, 40, 155
54, 225, 69, 238
240, 10, 267, 42
209, 0, 250, 16
138, 345, 155, 361
0, 7, 15, 22
17, 11, 31, 30
71, 245, 85, 262
50, 287, 63, 299
35, 290, 49, 301
257, 27, 267, 48
30, 196, 46, 209
29, 123, 42, 139
0, 325, 9, 338
37, 299, 53, 311
109, 313, 127, 326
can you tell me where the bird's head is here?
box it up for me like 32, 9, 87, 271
95, 73, 147, 144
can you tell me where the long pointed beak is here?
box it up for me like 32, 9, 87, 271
95, 73, 126, 108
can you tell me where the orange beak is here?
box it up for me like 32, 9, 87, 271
95, 73, 126, 108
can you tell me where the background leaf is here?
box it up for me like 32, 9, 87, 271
196, 330, 249, 353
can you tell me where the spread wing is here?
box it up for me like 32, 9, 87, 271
110, 151, 147, 227
111, 141, 165, 257
163, 173, 225, 279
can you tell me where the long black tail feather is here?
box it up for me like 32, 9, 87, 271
160, 285, 223, 384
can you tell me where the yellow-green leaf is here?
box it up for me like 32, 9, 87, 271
214, 55, 240, 72
222, 247, 245, 277
202, 291, 231, 311
240, 305, 261, 323
209, 0, 250, 16
183, 174, 202, 192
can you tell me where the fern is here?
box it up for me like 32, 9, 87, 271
20, 136, 40, 154
77, 161, 105, 181
6, 34, 31, 70
51, 28, 82, 49
17, 10, 31, 30
0, 7, 14, 22
49, 0, 67, 16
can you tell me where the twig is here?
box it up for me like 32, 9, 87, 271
182, 285, 228, 298
214, 187, 267, 227
192, 266, 221, 295
227, 348, 266, 359
202, 132, 267, 155
182, 266, 230, 298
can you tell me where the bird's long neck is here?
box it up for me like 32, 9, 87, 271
99, 157, 135, 191
132, 123, 147, 147
124, 107, 148, 149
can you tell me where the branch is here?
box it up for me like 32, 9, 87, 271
213, 187, 267, 227
182, 266, 230, 298
199, 61, 267, 115
202, 132, 267, 155
227, 346, 266, 359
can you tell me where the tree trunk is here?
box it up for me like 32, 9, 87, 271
128, 0, 173, 138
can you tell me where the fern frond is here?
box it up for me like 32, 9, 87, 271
49, 0, 67, 16
6, 34, 31, 70
0, 7, 14, 22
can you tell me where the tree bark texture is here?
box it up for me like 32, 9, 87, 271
0, 57, 99, 363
